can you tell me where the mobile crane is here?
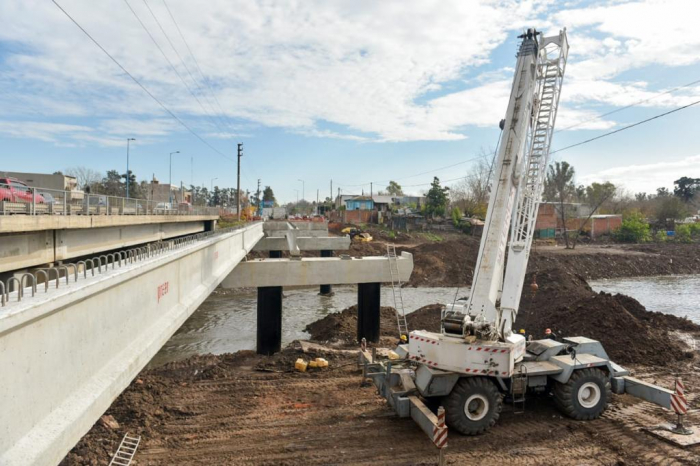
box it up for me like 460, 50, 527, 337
363, 28, 683, 438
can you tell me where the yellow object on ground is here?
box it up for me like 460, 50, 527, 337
315, 358, 329, 368
295, 358, 308, 372
341, 227, 354, 234
308, 360, 319, 368
388, 351, 400, 360
353, 233, 373, 242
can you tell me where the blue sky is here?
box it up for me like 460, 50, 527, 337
1, 0, 699, 203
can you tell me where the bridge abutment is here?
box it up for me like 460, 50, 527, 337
257, 286, 283, 355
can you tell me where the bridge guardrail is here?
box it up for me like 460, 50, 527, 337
0, 182, 220, 216
0, 222, 258, 307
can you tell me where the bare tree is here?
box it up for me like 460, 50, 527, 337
65, 166, 102, 191
451, 151, 494, 218
569, 182, 616, 248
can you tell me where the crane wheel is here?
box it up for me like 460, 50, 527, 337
444, 377, 502, 435
554, 368, 611, 420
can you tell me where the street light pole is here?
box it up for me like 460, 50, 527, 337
126, 138, 135, 198
169, 150, 180, 205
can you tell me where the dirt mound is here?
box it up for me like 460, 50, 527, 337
515, 266, 698, 366
305, 304, 446, 343
304, 305, 399, 342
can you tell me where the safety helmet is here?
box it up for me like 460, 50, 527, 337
519, 329, 526, 334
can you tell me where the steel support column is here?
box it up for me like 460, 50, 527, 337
319, 249, 333, 295
357, 282, 380, 343
257, 286, 283, 355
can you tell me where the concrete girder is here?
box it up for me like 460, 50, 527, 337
222, 252, 413, 288
0, 223, 263, 466
252, 236, 350, 252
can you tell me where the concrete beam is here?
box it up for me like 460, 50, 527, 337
222, 252, 413, 288
252, 236, 350, 252
0, 222, 263, 466
0, 220, 212, 274
0, 214, 218, 234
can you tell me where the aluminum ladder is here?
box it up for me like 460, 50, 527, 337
109, 433, 141, 466
387, 244, 409, 339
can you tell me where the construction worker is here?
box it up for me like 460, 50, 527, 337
519, 329, 526, 336
545, 328, 557, 340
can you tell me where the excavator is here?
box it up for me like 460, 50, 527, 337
363, 28, 686, 439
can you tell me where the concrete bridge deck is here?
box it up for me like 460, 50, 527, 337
0, 214, 218, 274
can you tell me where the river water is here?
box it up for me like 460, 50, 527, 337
589, 275, 700, 322
151, 275, 700, 367
150, 286, 462, 367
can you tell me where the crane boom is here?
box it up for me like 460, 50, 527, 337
465, 28, 569, 339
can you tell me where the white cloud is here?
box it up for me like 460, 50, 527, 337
578, 154, 700, 193
0, 0, 698, 147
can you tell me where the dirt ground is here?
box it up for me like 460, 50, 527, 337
62, 230, 700, 465
63, 343, 700, 466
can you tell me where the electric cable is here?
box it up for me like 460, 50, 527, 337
51, 0, 233, 162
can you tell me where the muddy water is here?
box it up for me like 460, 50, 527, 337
590, 275, 700, 322
149, 286, 462, 367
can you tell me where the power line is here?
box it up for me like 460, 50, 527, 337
557, 77, 700, 132
551, 98, 700, 155
140, 0, 230, 134
160, 0, 238, 136
122, 0, 230, 137
51, 0, 233, 161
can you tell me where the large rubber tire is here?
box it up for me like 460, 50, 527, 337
444, 377, 502, 435
554, 368, 611, 420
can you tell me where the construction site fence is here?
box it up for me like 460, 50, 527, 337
0, 182, 219, 217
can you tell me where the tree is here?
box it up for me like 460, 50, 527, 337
386, 181, 404, 196
210, 186, 222, 207
545, 161, 576, 248
614, 211, 650, 243
451, 156, 492, 218
121, 170, 141, 198
673, 177, 700, 203
569, 181, 616, 248
425, 177, 449, 218
100, 170, 124, 197
263, 186, 276, 204
656, 187, 670, 197
65, 166, 102, 191
654, 196, 688, 227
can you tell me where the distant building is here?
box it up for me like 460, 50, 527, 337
371, 195, 394, 212
535, 202, 620, 238
1, 171, 78, 192
147, 179, 190, 204
345, 196, 374, 210
335, 194, 359, 209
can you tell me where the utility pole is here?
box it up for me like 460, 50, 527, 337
370, 182, 373, 199
330, 179, 333, 205
237, 143, 243, 220
126, 138, 135, 199
257, 178, 261, 215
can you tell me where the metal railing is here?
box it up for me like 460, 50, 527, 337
0, 182, 219, 216
0, 223, 256, 307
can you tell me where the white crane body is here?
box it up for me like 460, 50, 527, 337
363, 28, 684, 439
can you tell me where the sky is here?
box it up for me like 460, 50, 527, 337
1, 0, 699, 203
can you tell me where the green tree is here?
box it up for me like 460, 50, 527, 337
451, 206, 462, 227
656, 187, 670, 197
210, 186, 222, 207
425, 177, 449, 218
263, 186, 276, 204
545, 161, 576, 248
101, 170, 124, 197
654, 196, 688, 227
673, 177, 700, 202
386, 181, 404, 196
614, 211, 650, 243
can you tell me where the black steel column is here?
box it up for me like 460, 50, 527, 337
357, 282, 381, 343
319, 249, 333, 295
257, 286, 283, 355
269, 250, 282, 258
